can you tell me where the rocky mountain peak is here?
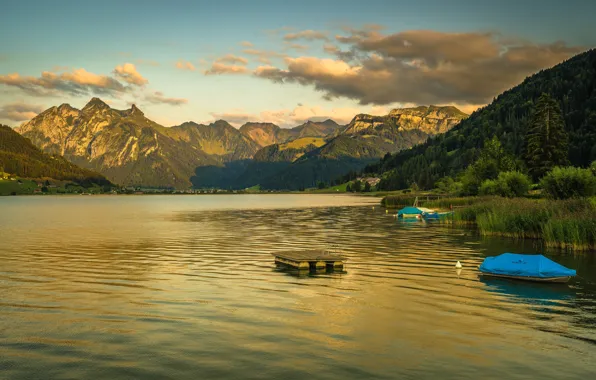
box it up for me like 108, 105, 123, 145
212, 120, 234, 130
82, 97, 110, 113
126, 104, 144, 117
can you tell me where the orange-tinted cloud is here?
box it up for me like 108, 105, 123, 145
216, 54, 248, 65
0, 69, 126, 96
0, 102, 45, 122
175, 60, 196, 71
113, 63, 148, 86
242, 49, 287, 64
285, 42, 309, 52
254, 29, 583, 106
204, 62, 249, 75
284, 30, 329, 41
136, 59, 160, 67
145, 91, 188, 106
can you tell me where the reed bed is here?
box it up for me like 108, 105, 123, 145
382, 195, 596, 251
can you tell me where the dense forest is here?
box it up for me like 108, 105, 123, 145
362, 49, 596, 190
0, 125, 112, 186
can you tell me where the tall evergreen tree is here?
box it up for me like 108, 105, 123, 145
524, 93, 570, 179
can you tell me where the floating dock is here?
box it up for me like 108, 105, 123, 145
273, 250, 346, 270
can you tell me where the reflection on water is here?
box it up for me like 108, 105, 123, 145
0, 194, 595, 380
479, 277, 577, 305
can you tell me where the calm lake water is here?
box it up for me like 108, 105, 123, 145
1, 194, 595, 380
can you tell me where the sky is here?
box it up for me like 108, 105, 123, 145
1, 0, 595, 128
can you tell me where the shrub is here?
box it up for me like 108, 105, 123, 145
498, 171, 531, 197
434, 177, 459, 194
479, 179, 500, 196
352, 180, 362, 192
479, 171, 531, 197
540, 166, 596, 199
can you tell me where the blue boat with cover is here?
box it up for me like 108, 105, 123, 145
479, 253, 576, 283
397, 206, 435, 219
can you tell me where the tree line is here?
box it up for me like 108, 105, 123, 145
357, 49, 596, 192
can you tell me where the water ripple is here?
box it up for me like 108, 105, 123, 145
0, 195, 595, 380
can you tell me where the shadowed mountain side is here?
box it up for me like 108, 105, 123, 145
190, 160, 291, 189
258, 157, 378, 190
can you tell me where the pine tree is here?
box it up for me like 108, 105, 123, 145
525, 93, 569, 179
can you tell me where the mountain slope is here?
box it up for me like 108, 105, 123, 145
195, 106, 467, 190
0, 125, 111, 185
239, 122, 292, 147
256, 106, 467, 189
238, 119, 341, 147
16, 99, 262, 188
367, 49, 596, 190
165, 120, 260, 161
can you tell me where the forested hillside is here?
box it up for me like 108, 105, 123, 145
0, 125, 111, 185
365, 49, 596, 190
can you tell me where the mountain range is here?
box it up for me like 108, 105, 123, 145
13, 98, 467, 189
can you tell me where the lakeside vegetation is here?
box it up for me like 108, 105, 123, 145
369, 86, 596, 252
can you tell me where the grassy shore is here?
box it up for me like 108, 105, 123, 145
382, 195, 596, 251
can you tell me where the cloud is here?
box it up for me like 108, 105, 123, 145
202, 54, 250, 75
136, 59, 160, 67
0, 69, 127, 96
240, 41, 253, 47
284, 30, 329, 42
145, 91, 188, 106
215, 54, 248, 65
285, 42, 309, 52
204, 62, 249, 75
113, 63, 148, 86
242, 49, 287, 64
0, 102, 45, 122
175, 60, 196, 71
209, 104, 390, 128
253, 29, 583, 106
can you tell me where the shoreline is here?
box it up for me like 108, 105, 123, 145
382, 195, 596, 252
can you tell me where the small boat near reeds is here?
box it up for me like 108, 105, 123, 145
478, 253, 576, 283
396, 206, 435, 219
421, 211, 453, 220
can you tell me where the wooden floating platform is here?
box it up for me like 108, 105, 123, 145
273, 250, 346, 270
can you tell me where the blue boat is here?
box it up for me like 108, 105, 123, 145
479, 253, 576, 283
397, 206, 435, 219
421, 211, 453, 220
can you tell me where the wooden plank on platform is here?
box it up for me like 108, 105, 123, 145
272, 249, 347, 262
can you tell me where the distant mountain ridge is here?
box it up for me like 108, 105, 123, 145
238, 119, 340, 147
192, 105, 467, 190
16, 99, 261, 188
15, 98, 466, 189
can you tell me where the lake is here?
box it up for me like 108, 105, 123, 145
0, 194, 595, 380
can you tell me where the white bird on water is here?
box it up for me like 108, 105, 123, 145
455, 261, 463, 269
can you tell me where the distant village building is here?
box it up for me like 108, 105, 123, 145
360, 177, 381, 186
